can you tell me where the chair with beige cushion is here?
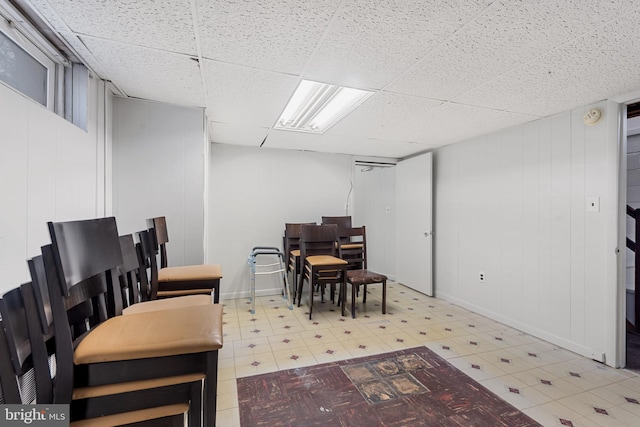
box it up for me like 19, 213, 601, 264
147, 216, 222, 302
45, 217, 223, 426
0, 281, 194, 426
117, 232, 211, 316
298, 224, 348, 319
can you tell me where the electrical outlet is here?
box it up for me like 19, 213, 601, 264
479, 271, 485, 283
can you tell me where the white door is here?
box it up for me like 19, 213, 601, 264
396, 153, 433, 296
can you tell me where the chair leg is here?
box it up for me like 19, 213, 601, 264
297, 271, 304, 307
363, 284, 368, 304
382, 280, 387, 314
351, 283, 357, 318
308, 278, 314, 320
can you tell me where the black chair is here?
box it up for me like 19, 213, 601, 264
298, 224, 348, 319
283, 222, 315, 302
0, 282, 191, 426
340, 226, 387, 318
121, 231, 212, 315
147, 216, 222, 302
45, 217, 223, 426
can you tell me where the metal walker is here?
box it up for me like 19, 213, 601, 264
248, 246, 293, 314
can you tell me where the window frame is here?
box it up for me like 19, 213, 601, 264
0, 13, 59, 110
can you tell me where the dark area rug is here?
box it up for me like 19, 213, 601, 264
237, 346, 541, 427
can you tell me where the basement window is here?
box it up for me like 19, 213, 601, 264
0, 28, 48, 106
0, 17, 55, 108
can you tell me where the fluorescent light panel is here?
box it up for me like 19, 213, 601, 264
276, 80, 373, 134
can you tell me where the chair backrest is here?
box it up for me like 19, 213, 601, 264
299, 224, 340, 261
47, 217, 124, 328
146, 216, 169, 268
321, 216, 352, 228
117, 234, 144, 309
322, 216, 352, 243
0, 318, 23, 404
0, 283, 54, 405
136, 229, 160, 301
338, 226, 367, 270
134, 230, 153, 301
283, 223, 315, 267
48, 217, 123, 297
27, 257, 53, 334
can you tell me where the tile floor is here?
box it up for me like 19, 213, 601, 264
215, 283, 640, 427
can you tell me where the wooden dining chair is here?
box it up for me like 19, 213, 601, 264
45, 217, 223, 426
298, 224, 348, 319
120, 232, 212, 315
146, 216, 222, 303
283, 222, 315, 302
0, 282, 192, 426
340, 226, 387, 318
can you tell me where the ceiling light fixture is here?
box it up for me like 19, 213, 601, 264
276, 79, 373, 134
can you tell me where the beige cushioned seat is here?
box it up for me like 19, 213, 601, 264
74, 304, 223, 364
305, 255, 348, 267
122, 294, 212, 315
158, 264, 222, 282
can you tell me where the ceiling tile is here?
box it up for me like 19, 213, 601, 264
202, 59, 299, 128
81, 37, 204, 107
36, 0, 196, 54
386, 0, 637, 101
209, 122, 269, 147
196, 0, 340, 74
304, 0, 494, 89
394, 102, 537, 147
453, 10, 640, 116
328, 92, 442, 140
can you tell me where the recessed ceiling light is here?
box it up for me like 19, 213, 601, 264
275, 80, 374, 134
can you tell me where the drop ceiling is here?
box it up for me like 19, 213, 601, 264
24, 0, 640, 159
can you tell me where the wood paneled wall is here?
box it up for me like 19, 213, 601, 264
434, 100, 621, 366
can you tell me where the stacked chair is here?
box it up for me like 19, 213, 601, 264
297, 224, 348, 319
147, 217, 222, 303
122, 230, 213, 315
0, 216, 224, 426
283, 222, 315, 302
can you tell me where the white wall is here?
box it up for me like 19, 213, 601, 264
112, 98, 207, 266
434, 100, 621, 366
353, 165, 396, 278
0, 77, 108, 294
208, 144, 353, 299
